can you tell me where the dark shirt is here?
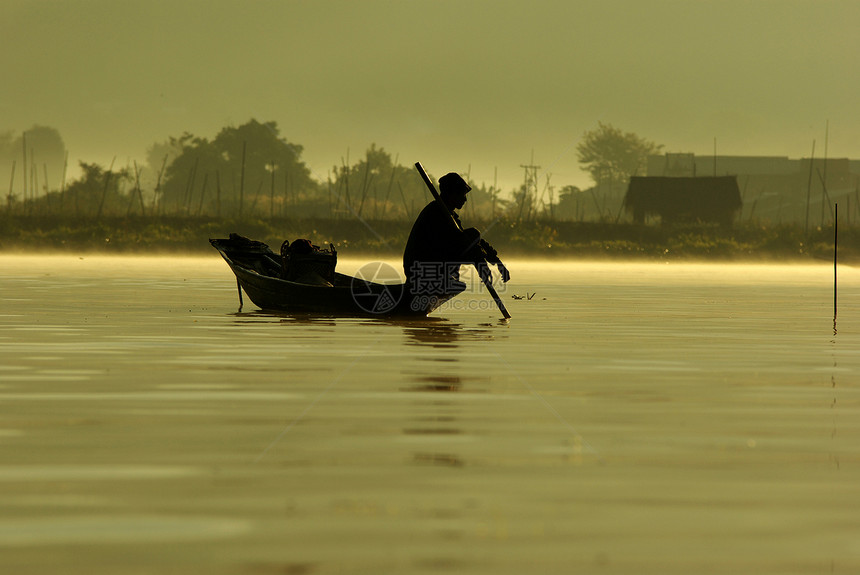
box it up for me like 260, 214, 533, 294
403, 201, 476, 295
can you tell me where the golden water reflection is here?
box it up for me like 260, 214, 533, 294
1, 256, 858, 574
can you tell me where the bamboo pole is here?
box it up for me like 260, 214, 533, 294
333, 173, 342, 218
196, 172, 208, 217
357, 151, 371, 217
136, 164, 145, 215
834, 202, 838, 330
804, 140, 815, 233
466, 164, 475, 220
247, 180, 263, 216
216, 170, 222, 218
153, 154, 168, 216
397, 180, 409, 220
21, 132, 27, 202
127, 161, 142, 216
183, 157, 199, 215
381, 153, 399, 220
816, 168, 835, 222
342, 150, 351, 210
822, 120, 829, 226
126, 167, 135, 216
270, 160, 275, 219
74, 166, 80, 217
96, 157, 116, 218
239, 141, 246, 217
713, 137, 717, 176
29, 155, 36, 214
60, 151, 68, 213
284, 170, 296, 216
6, 161, 14, 213
327, 171, 333, 218
493, 166, 498, 219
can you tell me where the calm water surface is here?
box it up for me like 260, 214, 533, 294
0, 254, 858, 574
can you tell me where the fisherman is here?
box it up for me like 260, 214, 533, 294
403, 172, 510, 297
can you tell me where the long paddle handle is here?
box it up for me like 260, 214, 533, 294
414, 162, 511, 319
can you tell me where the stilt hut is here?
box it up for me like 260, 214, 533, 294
624, 176, 742, 225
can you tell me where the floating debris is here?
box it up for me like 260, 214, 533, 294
511, 292, 537, 300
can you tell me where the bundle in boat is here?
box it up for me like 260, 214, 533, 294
280, 239, 337, 286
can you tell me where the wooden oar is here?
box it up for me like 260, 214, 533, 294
414, 162, 511, 319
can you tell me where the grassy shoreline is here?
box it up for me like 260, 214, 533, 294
0, 215, 852, 262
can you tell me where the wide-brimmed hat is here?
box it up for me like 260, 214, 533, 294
439, 172, 471, 194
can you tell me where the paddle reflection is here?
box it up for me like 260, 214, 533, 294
403, 321, 463, 348
398, 318, 506, 348
412, 453, 464, 468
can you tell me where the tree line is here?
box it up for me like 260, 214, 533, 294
2, 120, 661, 223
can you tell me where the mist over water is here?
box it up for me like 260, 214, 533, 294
1, 255, 858, 573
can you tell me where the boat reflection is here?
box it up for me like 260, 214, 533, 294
229, 311, 509, 347
402, 374, 462, 392
230, 310, 338, 326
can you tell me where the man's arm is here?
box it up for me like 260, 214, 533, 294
481, 238, 510, 282
460, 231, 510, 283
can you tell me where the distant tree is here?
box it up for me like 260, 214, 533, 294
0, 130, 13, 157
329, 144, 431, 220
0, 131, 15, 207
554, 185, 584, 220
0, 125, 68, 201
329, 148, 514, 222
63, 161, 131, 217
139, 133, 191, 208
460, 179, 503, 222
504, 183, 534, 222
576, 123, 662, 187
155, 120, 317, 217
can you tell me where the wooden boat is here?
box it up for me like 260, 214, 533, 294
210, 234, 463, 316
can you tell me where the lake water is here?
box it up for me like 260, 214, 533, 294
0, 254, 858, 574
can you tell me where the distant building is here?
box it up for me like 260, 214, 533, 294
646, 154, 860, 225
647, 154, 799, 178
624, 176, 742, 226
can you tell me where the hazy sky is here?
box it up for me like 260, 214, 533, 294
2, 0, 858, 192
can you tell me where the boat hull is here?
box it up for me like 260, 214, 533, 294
210, 237, 461, 317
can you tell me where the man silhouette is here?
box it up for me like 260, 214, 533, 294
403, 172, 510, 298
